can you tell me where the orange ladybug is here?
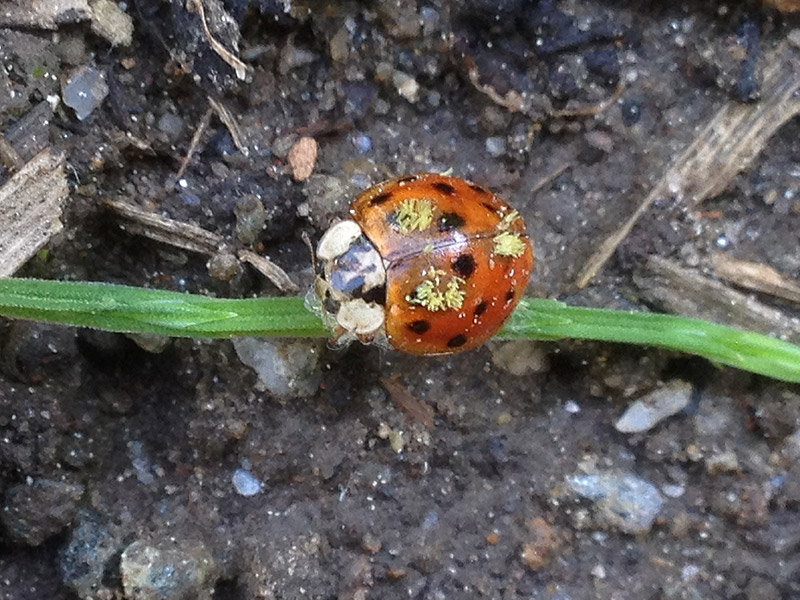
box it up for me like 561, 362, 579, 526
311, 173, 534, 355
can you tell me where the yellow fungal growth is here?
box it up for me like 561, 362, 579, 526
493, 231, 527, 258
406, 268, 466, 311
394, 198, 434, 233
498, 210, 521, 231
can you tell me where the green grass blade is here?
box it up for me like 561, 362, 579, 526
0, 279, 327, 338
0, 279, 798, 383
499, 298, 800, 383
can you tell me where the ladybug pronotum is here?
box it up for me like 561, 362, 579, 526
311, 173, 534, 355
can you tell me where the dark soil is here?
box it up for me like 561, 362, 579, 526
1, 1, 800, 599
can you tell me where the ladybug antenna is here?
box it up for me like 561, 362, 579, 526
301, 230, 317, 272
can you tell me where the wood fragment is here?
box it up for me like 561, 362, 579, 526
577, 37, 800, 288
0, 149, 67, 277
176, 107, 213, 179
185, 0, 249, 80
381, 375, 435, 430
237, 250, 299, 293
207, 97, 247, 154
710, 254, 800, 306
634, 256, 800, 343
103, 198, 224, 255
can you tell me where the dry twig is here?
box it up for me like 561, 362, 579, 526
238, 250, 299, 293
207, 97, 247, 154
185, 0, 249, 80
103, 198, 224, 255
176, 107, 213, 179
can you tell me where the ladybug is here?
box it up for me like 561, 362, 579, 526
311, 173, 534, 355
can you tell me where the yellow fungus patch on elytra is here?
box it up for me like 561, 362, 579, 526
493, 231, 526, 258
406, 268, 466, 311
393, 197, 434, 233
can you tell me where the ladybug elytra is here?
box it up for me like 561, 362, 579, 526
311, 173, 534, 355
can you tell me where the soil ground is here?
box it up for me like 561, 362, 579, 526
1, 1, 800, 599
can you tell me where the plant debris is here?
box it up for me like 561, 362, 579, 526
577, 35, 800, 287
0, 149, 67, 277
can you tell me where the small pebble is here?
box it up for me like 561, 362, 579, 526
705, 449, 740, 474
352, 134, 372, 154
287, 136, 318, 181
620, 99, 642, 126
271, 133, 299, 159
59, 510, 118, 599
615, 380, 693, 433
89, 0, 134, 46
2, 478, 85, 546
393, 70, 420, 102
127, 333, 170, 354
485, 136, 507, 158
121, 538, 218, 600
661, 484, 685, 498
590, 564, 607, 579
233, 338, 323, 399
743, 575, 781, 600
207, 252, 241, 281
233, 194, 266, 244
489, 341, 549, 376
232, 468, 262, 497
62, 65, 109, 120
567, 470, 664, 535
521, 517, 559, 570
564, 400, 581, 414
157, 113, 184, 141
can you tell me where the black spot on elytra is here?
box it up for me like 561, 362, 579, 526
447, 334, 467, 348
474, 300, 488, 317
469, 183, 490, 196
432, 181, 456, 195
438, 212, 465, 232
361, 284, 386, 305
452, 254, 476, 278
407, 320, 431, 334
397, 175, 417, 184
369, 191, 392, 206
505, 288, 515, 303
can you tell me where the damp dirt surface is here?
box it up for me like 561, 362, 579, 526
2, 1, 800, 599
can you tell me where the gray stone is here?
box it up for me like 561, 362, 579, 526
121, 538, 218, 600
615, 380, 693, 433
233, 338, 324, 399
62, 65, 108, 121
2, 478, 84, 546
567, 470, 664, 535
59, 510, 118, 599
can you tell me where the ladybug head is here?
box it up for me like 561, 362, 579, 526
312, 220, 387, 346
